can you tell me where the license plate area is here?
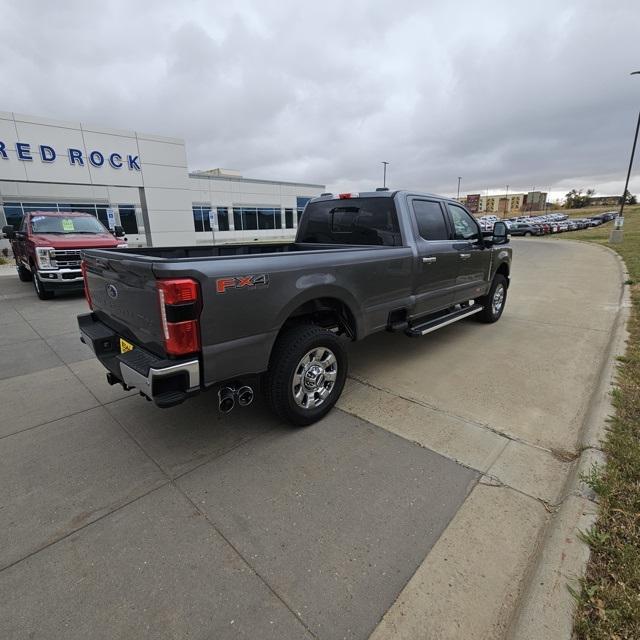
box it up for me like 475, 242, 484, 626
119, 337, 134, 354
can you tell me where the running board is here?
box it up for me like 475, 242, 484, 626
405, 305, 483, 337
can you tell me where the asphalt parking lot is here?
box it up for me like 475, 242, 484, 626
0, 238, 624, 639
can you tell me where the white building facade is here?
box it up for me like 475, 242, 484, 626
0, 112, 324, 249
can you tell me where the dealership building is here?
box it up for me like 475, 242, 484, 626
0, 111, 325, 248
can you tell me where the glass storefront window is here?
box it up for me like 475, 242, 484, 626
258, 208, 275, 230
217, 207, 230, 231
285, 208, 294, 229
2, 201, 116, 229
231, 206, 280, 231
233, 208, 242, 231
192, 205, 212, 232
118, 205, 139, 234
243, 208, 258, 230
3, 203, 24, 228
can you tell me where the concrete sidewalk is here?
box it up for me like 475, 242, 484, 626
344, 239, 625, 639
0, 238, 624, 639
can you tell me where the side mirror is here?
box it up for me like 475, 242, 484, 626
2, 225, 15, 239
113, 225, 125, 238
492, 221, 509, 245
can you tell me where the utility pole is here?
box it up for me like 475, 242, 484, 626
611, 70, 640, 243
504, 185, 509, 219
382, 161, 389, 188
457, 176, 462, 201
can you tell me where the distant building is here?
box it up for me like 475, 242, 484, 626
523, 191, 547, 212
588, 195, 619, 207
476, 193, 526, 215
470, 190, 548, 216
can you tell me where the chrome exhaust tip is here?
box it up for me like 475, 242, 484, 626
218, 387, 235, 413
236, 385, 254, 407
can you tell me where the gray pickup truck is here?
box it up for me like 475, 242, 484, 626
78, 190, 511, 425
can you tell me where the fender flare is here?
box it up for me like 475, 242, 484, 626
274, 283, 363, 340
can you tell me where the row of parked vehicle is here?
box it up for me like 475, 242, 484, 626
477, 211, 617, 236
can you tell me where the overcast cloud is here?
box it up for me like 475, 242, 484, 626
1, 0, 639, 200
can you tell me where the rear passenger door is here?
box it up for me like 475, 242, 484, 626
445, 203, 491, 303
409, 198, 459, 317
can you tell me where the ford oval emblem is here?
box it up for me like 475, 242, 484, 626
106, 283, 118, 299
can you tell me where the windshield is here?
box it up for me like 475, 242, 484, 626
298, 197, 402, 246
30, 215, 109, 235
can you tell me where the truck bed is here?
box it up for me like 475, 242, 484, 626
94, 242, 401, 262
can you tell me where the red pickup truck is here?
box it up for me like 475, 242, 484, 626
2, 211, 127, 299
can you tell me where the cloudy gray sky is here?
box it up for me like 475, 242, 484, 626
2, 0, 639, 200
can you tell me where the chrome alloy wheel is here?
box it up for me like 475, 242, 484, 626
292, 347, 338, 409
492, 283, 505, 316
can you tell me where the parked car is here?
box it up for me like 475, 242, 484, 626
2, 211, 127, 299
78, 190, 512, 426
508, 223, 542, 236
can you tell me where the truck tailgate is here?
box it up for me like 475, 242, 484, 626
83, 252, 166, 356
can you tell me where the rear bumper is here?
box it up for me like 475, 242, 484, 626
78, 312, 201, 408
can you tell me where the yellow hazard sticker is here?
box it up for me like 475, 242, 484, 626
62, 219, 75, 231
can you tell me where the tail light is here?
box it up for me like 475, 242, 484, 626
157, 278, 201, 356
80, 259, 93, 309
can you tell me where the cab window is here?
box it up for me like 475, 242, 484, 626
447, 204, 480, 240
412, 200, 449, 241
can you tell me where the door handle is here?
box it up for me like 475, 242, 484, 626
459, 253, 471, 260
422, 256, 437, 264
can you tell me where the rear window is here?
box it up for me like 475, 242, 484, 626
297, 198, 402, 246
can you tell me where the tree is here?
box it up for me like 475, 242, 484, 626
564, 188, 594, 209
620, 189, 637, 205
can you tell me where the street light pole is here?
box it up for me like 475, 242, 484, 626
457, 176, 462, 201
382, 161, 389, 188
611, 70, 640, 243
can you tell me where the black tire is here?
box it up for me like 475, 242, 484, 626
17, 263, 33, 282
265, 324, 348, 426
475, 274, 508, 323
33, 272, 54, 300
524, 231, 532, 237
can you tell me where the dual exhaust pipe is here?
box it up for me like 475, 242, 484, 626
218, 385, 254, 413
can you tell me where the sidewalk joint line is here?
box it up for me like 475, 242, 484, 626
347, 374, 576, 459
103, 408, 316, 638
0, 481, 170, 575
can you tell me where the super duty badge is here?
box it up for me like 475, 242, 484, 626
216, 274, 269, 293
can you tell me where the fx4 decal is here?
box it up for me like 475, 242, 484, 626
216, 274, 269, 294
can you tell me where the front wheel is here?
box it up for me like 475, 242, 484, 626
475, 274, 508, 323
33, 273, 54, 300
17, 264, 33, 282
265, 324, 348, 426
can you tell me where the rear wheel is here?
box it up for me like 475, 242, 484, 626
33, 272, 54, 300
524, 231, 532, 237
17, 264, 32, 282
475, 274, 508, 323
265, 324, 348, 426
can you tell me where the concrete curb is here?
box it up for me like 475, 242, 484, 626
506, 242, 632, 639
